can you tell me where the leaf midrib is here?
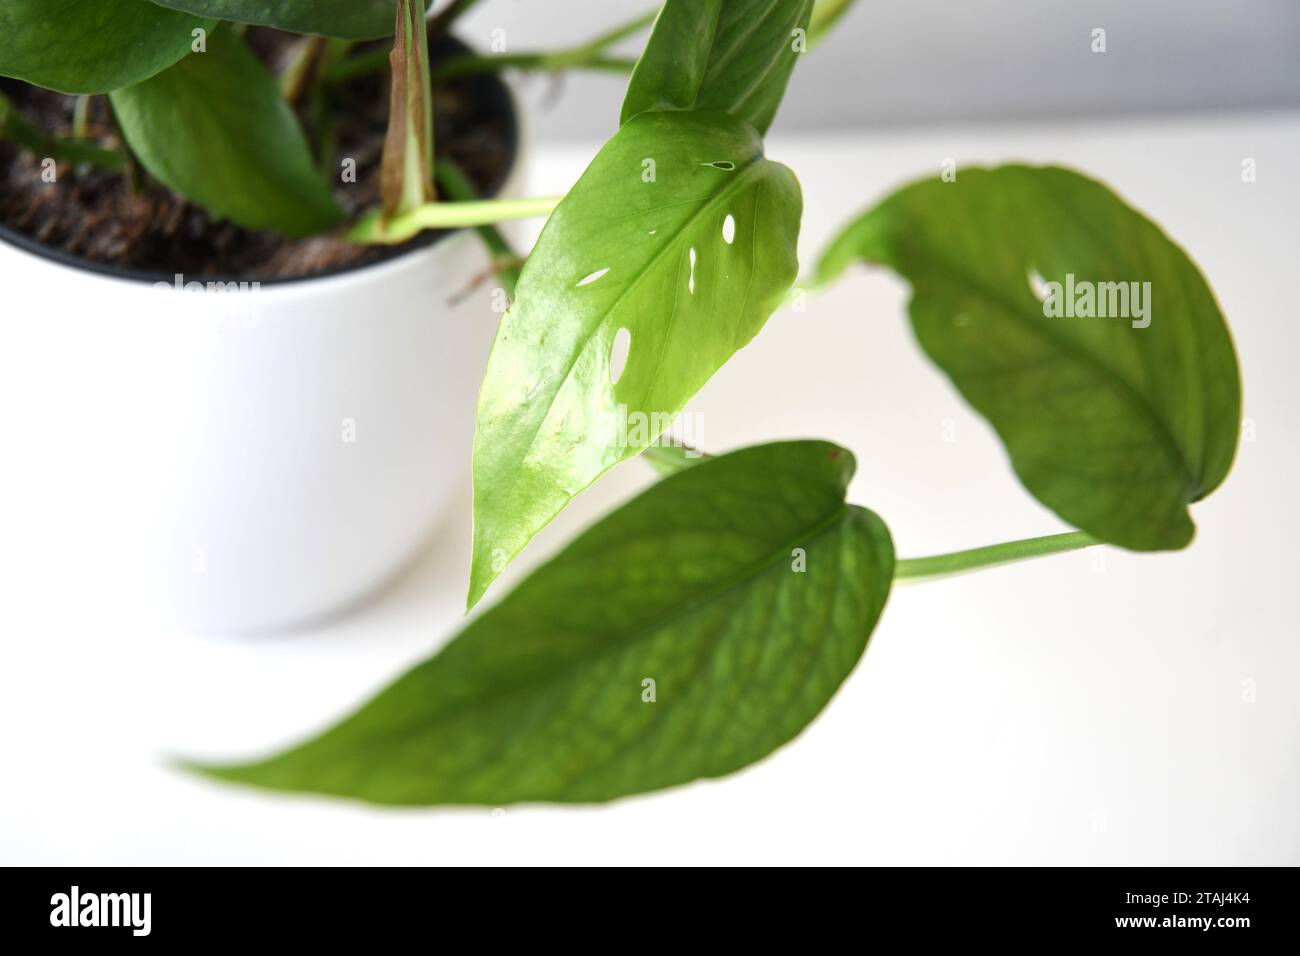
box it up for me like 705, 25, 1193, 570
511, 153, 775, 470
390, 500, 854, 736
905, 239, 1198, 498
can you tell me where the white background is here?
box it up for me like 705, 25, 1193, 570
3, 106, 1297, 864
461, 0, 1300, 139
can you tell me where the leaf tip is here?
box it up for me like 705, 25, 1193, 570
170, 753, 231, 782
465, 548, 500, 612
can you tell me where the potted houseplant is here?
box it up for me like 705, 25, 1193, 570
0, 1, 551, 632
3, 1, 1243, 807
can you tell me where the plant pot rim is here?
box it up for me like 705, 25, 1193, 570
0, 35, 521, 289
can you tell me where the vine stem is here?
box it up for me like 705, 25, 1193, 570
347, 193, 561, 244
642, 443, 710, 476
434, 156, 523, 297
429, 53, 636, 84
280, 35, 330, 104
328, 7, 652, 85
0, 91, 126, 170
639, 448, 1099, 580
894, 531, 1100, 581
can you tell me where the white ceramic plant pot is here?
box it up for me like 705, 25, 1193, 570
0, 102, 523, 635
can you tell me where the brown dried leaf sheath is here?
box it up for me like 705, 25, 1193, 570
380, 0, 435, 219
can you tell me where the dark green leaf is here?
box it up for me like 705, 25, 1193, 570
150, 0, 401, 40
110, 27, 343, 237
818, 164, 1241, 551
621, 0, 813, 134
469, 110, 802, 607
0, 0, 206, 95
194, 441, 894, 806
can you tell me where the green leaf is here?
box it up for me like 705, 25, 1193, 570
621, 0, 813, 134
469, 109, 802, 607
0, 0, 206, 95
149, 0, 401, 40
808, 0, 859, 46
110, 26, 343, 238
818, 164, 1241, 551
193, 441, 894, 806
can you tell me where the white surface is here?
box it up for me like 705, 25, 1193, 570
2, 112, 1298, 865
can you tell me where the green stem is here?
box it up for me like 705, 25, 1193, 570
582, 8, 659, 49
71, 95, 91, 139
310, 85, 336, 175
347, 193, 561, 245
894, 531, 1100, 581
642, 444, 710, 477
435, 157, 523, 297
578, 56, 640, 74
328, 6, 651, 85
280, 35, 330, 104
0, 92, 126, 170
641, 437, 1097, 579
324, 48, 387, 84
430, 52, 636, 83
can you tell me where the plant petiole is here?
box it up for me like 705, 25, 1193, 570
327, 7, 653, 85
0, 91, 127, 170
346, 193, 561, 244
894, 531, 1100, 582
435, 157, 524, 296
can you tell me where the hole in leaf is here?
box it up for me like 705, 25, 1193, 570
722, 214, 736, 245
609, 327, 631, 385
707, 161, 736, 170
688, 247, 697, 294
1027, 269, 1049, 301
577, 267, 610, 287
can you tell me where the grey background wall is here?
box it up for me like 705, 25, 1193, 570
456, 0, 1300, 139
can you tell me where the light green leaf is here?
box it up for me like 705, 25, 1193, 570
620, 0, 813, 134
0, 0, 206, 95
818, 164, 1241, 551
111, 27, 343, 237
808, 0, 859, 46
469, 109, 802, 607
193, 441, 894, 806
149, 0, 401, 40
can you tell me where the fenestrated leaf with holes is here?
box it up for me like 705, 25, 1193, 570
191, 441, 894, 806
468, 110, 802, 607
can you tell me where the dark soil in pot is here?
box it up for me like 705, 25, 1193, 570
0, 30, 516, 282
